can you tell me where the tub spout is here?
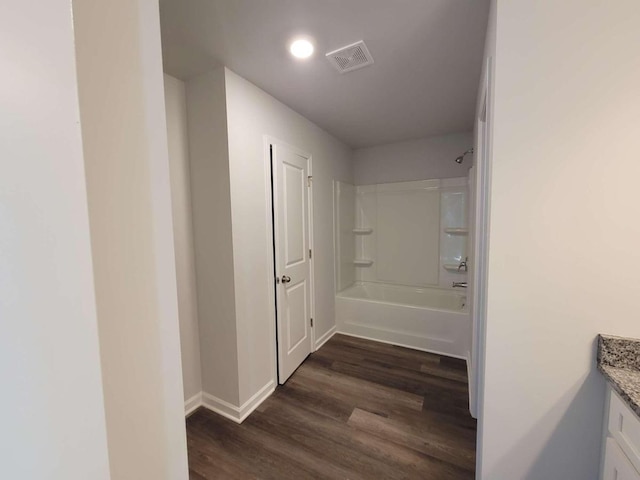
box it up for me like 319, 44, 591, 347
452, 282, 467, 289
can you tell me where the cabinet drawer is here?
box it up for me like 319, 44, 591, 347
603, 437, 640, 480
609, 390, 640, 472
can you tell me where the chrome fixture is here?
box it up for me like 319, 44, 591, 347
452, 281, 467, 288
455, 148, 474, 164
281, 275, 291, 284
458, 256, 468, 272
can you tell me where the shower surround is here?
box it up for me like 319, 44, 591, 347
334, 177, 471, 359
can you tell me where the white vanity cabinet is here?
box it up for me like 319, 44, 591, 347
601, 386, 640, 480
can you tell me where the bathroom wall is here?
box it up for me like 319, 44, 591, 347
477, 0, 640, 478
164, 74, 203, 407
1, 2, 111, 477
356, 180, 441, 287
353, 132, 473, 185
224, 68, 354, 400
73, 0, 188, 477
186, 69, 240, 410
348, 133, 471, 292
187, 67, 353, 418
350, 178, 468, 290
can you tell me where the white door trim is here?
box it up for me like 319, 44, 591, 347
263, 136, 315, 385
471, 56, 494, 477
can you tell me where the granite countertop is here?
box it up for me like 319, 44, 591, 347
598, 334, 640, 418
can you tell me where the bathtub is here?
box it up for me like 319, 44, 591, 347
335, 282, 470, 359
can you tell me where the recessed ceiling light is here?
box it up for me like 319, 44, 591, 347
290, 39, 314, 59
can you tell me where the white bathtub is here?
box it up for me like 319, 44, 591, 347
336, 282, 470, 359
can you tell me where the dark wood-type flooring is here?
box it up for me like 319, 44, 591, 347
187, 334, 477, 479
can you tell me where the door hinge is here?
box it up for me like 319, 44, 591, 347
310, 318, 314, 327
307, 175, 312, 187
309, 249, 312, 259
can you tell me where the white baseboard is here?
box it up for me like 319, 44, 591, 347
199, 380, 275, 424
314, 325, 337, 350
184, 392, 203, 417
467, 349, 478, 419
336, 329, 467, 361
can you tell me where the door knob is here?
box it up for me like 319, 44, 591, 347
281, 275, 291, 284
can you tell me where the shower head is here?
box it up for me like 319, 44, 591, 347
455, 148, 474, 164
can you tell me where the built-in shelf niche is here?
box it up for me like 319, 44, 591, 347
444, 228, 468, 235
353, 259, 374, 267
352, 228, 373, 235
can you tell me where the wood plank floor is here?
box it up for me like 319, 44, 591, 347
187, 334, 477, 480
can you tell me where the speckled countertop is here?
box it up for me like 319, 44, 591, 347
598, 334, 640, 418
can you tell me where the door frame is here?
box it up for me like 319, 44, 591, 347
263, 135, 315, 384
470, 56, 494, 474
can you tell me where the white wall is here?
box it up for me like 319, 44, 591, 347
0, 2, 111, 478
355, 180, 442, 287
186, 69, 240, 407
352, 179, 468, 291
478, 1, 640, 478
353, 132, 473, 185
73, 1, 188, 478
185, 67, 353, 416
164, 74, 203, 405
224, 68, 354, 402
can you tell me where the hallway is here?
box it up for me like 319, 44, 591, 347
186, 334, 476, 479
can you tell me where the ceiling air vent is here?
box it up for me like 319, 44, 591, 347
325, 40, 374, 74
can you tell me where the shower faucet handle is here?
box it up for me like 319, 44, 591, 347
458, 257, 468, 272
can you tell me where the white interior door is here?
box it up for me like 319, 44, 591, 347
272, 141, 313, 383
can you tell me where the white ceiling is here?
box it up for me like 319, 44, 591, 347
159, 0, 490, 148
